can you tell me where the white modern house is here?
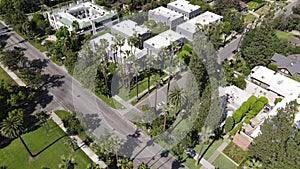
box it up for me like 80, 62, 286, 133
167, 0, 201, 20
176, 11, 223, 40
143, 30, 184, 55
148, 6, 184, 29
110, 20, 151, 41
47, 1, 117, 34
90, 33, 147, 63
249, 66, 300, 137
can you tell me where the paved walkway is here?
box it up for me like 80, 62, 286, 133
194, 155, 215, 169
0, 63, 26, 86
50, 112, 107, 168
207, 136, 230, 163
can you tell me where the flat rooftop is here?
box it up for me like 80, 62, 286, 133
167, 0, 200, 13
52, 2, 116, 29
90, 33, 146, 59
149, 6, 183, 21
177, 11, 223, 34
111, 20, 150, 37
144, 30, 183, 49
251, 66, 300, 98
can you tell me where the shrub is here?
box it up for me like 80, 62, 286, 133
224, 117, 235, 132
234, 75, 247, 90
267, 63, 278, 72
247, 95, 258, 106
233, 110, 244, 123
274, 98, 283, 105
244, 117, 250, 124
251, 101, 265, 113
239, 102, 250, 115
230, 123, 243, 136
257, 96, 268, 105
62, 113, 83, 134
182, 44, 192, 53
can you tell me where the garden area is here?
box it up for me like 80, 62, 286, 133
213, 153, 238, 169
255, 4, 271, 16
275, 30, 295, 40
223, 142, 247, 165
0, 119, 93, 169
223, 95, 269, 135
244, 13, 257, 25
247, 0, 266, 11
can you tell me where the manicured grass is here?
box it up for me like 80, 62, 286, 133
244, 14, 257, 25
0, 120, 93, 169
0, 67, 17, 85
97, 93, 125, 109
194, 139, 223, 160
255, 5, 271, 16
247, 1, 265, 11
14, 29, 47, 52
183, 158, 202, 169
275, 30, 294, 40
213, 153, 238, 169
223, 142, 247, 165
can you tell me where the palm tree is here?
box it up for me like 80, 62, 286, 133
196, 126, 214, 165
112, 34, 125, 64
72, 21, 79, 32
245, 158, 263, 169
162, 104, 173, 132
145, 54, 156, 94
132, 64, 140, 101
64, 137, 77, 152
153, 74, 163, 110
110, 43, 118, 63
59, 155, 77, 169
166, 66, 176, 102
99, 61, 109, 96
35, 111, 49, 132
86, 163, 100, 169
168, 87, 185, 119
0, 116, 35, 158
117, 157, 133, 169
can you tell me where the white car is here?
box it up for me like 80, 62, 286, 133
156, 101, 166, 110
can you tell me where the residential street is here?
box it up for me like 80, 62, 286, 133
0, 22, 185, 169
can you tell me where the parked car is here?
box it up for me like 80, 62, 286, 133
156, 101, 166, 110
185, 148, 196, 158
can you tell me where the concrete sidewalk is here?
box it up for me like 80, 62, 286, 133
194, 154, 215, 169
0, 63, 26, 86
50, 112, 107, 168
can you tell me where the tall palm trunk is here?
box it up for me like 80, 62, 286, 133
167, 76, 171, 102
196, 144, 204, 165
163, 111, 167, 132
136, 76, 139, 100
147, 69, 151, 94
155, 86, 158, 111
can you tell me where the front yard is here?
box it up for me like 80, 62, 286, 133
0, 120, 93, 169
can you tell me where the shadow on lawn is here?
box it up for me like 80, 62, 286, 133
32, 134, 67, 157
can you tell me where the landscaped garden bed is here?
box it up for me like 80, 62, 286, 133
223, 142, 247, 165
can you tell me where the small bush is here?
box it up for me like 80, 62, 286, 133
182, 44, 192, 53
247, 95, 258, 106
234, 75, 247, 90
257, 96, 268, 105
239, 102, 250, 115
251, 101, 265, 113
233, 110, 244, 123
230, 123, 243, 136
267, 63, 278, 72
224, 117, 235, 132
274, 98, 283, 105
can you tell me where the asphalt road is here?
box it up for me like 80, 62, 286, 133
274, 0, 300, 18
0, 22, 184, 169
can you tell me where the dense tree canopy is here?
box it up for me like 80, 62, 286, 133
248, 100, 300, 169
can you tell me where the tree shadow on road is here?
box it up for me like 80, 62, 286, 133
80, 113, 102, 133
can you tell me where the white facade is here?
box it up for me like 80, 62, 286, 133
148, 6, 184, 29
167, 0, 201, 20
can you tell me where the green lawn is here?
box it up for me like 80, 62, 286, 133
194, 139, 223, 160
55, 110, 89, 141
97, 93, 125, 109
275, 30, 294, 40
213, 153, 238, 169
247, 1, 265, 11
255, 5, 271, 16
0, 67, 17, 85
244, 14, 258, 25
183, 158, 202, 169
0, 120, 93, 169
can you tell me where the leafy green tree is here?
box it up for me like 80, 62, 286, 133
86, 163, 100, 169
137, 163, 150, 169
248, 100, 300, 169
162, 104, 173, 132
59, 155, 77, 169
214, 0, 240, 15
62, 113, 83, 134
64, 137, 78, 152
224, 117, 235, 132
117, 157, 133, 169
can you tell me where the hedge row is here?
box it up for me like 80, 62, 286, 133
226, 95, 269, 133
